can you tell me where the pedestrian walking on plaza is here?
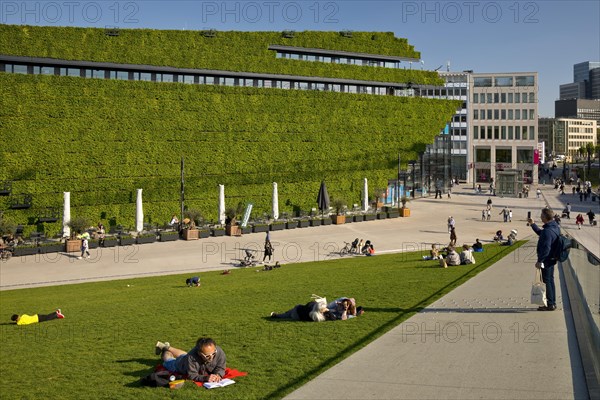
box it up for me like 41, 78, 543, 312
587, 209, 596, 225
528, 208, 561, 311
447, 216, 455, 233
486, 197, 493, 210
508, 209, 513, 222
78, 235, 90, 260
536, 188, 542, 199
565, 203, 571, 219
449, 227, 457, 247
481, 209, 486, 221
486, 209, 491, 221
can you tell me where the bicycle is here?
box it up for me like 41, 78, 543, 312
339, 242, 352, 256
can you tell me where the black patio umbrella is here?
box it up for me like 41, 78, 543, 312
317, 181, 330, 217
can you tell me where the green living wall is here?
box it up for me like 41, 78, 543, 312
0, 25, 442, 86
0, 74, 459, 236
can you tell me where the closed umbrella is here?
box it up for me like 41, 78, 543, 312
62, 192, 71, 238
218, 184, 225, 225
272, 182, 279, 220
317, 181, 330, 217
136, 189, 143, 232
362, 178, 368, 212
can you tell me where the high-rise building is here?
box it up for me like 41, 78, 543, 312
560, 81, 586, 100
590, 67, 600, 100
559, 61, 600, 100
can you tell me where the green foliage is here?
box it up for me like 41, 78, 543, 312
0, 242, 521, 399
67, 217, 90, 237
0, 73, 459, 234
0, 25, 443, 85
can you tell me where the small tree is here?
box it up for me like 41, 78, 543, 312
225, 202, 244, 225
332, 198, 347, 215
68, 217, 91, 239
0, 215, 16, 236
400, 196, 410, 209
183, 209, 203, 229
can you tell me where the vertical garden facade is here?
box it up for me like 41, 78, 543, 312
0, 25, 460, 235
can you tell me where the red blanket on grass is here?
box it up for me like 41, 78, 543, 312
154, 365, 247, 387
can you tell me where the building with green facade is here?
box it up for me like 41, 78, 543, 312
0, 25, 460, 236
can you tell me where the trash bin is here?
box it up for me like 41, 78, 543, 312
518, 193, 522, 198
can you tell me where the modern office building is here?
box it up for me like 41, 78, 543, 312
538, 117, 597, 161
559, 61, 600, 100
468, 72, 539, 194
555, 99, 600, 123
591, 67, 600, 100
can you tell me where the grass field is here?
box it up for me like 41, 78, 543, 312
0, 242, 522, 399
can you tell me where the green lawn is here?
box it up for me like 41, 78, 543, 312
0, 243, 522, 399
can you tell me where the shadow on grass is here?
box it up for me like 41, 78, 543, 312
263, 241, 524, 399
116, 357, 160, 387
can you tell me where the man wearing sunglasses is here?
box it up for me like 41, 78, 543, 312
155, 337, 226, 382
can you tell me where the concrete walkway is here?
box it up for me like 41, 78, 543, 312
1, 182, 597, 399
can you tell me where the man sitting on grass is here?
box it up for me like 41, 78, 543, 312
155, 337, 226, 383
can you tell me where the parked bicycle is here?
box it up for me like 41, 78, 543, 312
339, 242, 352, 256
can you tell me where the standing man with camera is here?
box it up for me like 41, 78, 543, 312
528, 207, 561, 311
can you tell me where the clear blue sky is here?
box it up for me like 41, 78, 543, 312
2, 0, 599, 116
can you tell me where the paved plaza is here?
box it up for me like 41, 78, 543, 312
1, 183, 598, 399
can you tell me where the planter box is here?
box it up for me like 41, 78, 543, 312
183, 229, 199, 240
401, 208, 411, 217
119, 236, 136, 246
377, 213, 387, 220
159, 232, 179, 242
66, 239, 81, 253
199, 229, 210, 239
38, 244, 63, 254
13, 246, 39, 257
321, 218, 332, 226
226, 225, 242, 236
298, 220, 310, 228
364, 214, 377, 221
253, 225, 269, 233
331, 215, 346, 225
102, 238, 118, 247
344, 217, 353, 223
270, 223, 285, 231
88, 240, 100, 249
310, 219, 321, 227
387, 210, 400, 219
353, 215, 365, 222
212, 228, 225, 237
241, 226, 253, 235
285, 221, 297, 229
136, 235, 157, 244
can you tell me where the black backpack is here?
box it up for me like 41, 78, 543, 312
140, 370, 173, 387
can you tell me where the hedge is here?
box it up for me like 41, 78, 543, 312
0, 73, 460, 237
0, 25, 442, 86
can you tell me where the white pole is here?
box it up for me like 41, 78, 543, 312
136, 189, 143, 232
62, 192, 71, 238
218, 184, 226, 225
272, 182, 279, 220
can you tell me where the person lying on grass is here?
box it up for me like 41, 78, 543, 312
270, 297, 330, 322
326, 297, 364, 320
11, 309, 65, 325
155, 337, 226, 383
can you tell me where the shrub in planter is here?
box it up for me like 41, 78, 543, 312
212, 227, 225, 237
298, 219, 310, 228
353, 215, 365, 222
241, 226, 252, 235
310, 219, 321, 227
364, 214, 377, 221
321, 218, 332, 225
102, 237, 118, 247
387, 210, 400, 218
199, 229, 210, 238
159, 231, 179, 242
285, 221, 298, 229
88, 239, 100, 249
331, 198, 347, 224
270, 222, 285, 231
377, 212, 387, 220
401, 208, 411, 217
119, 234, 136, 246
226, 224, 242, 236
13, 244, 39, 257
66, 239, 82, 252
136, 233, 157, 244
38, 242, 64, 254
253, 224, 269, 233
